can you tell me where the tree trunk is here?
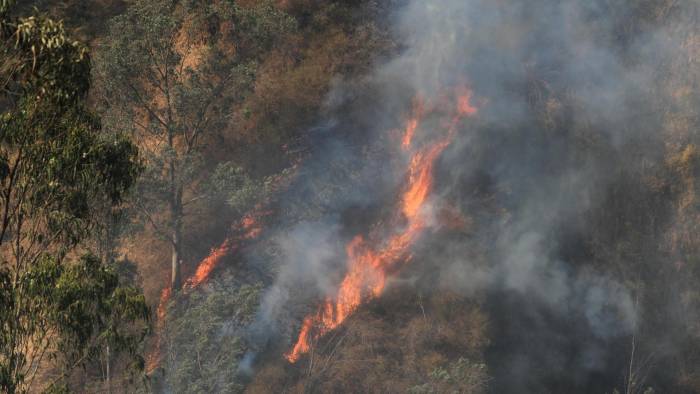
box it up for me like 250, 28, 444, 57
105, 345, 111, 394
170, 173, 183, 291
167, 116, 183, 291
170, 216, 182, 291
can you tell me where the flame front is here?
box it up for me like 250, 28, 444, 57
184, 211, 265, 290
146, 165, 298, 373
285, 88, 477, 363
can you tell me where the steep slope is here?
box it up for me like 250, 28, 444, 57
26, 0, 700, 393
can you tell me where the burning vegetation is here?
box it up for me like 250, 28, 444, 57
5, 0, 700, 393
286, 87, 478, 363
146, 165, 298, 373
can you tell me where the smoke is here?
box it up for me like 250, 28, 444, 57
248, 221, 344, 335
238, 0, 693, 391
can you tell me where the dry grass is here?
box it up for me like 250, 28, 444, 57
247, 286, 490, 394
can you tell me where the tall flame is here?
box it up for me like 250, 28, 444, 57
285, 87, 477, 363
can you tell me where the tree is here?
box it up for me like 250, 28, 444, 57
95, 0, 295, 291
162, 279, 262, 393
0, 1, 148, 392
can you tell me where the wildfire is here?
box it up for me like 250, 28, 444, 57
146, 164, 299, 373
145, 286, 171, 372
285, 87, 477, 363
401, 96, 425, 149
185, 241, 232, 290
184, 211, 266, 290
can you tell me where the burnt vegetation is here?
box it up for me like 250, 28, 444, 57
2, 0, 700, 393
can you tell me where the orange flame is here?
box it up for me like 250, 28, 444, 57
146, 163, 300, 373
145, 215, 258, 373
285, 87, 477, 363
185, 240, 233, 290
183, 211, 266, 290
401, 96, 425, 149
145, 286, 171, 372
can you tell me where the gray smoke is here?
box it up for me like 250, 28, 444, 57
240, 0, 693, 391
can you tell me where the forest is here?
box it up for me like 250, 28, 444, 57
2, 0, 700, 393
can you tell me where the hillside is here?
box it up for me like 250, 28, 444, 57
3, 0, 700, 393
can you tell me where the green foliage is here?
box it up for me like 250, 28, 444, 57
0, 96, 139, 249
0, 2, 147, 392
1, 8, 89, 105
209, 162, 296, 212
0, 0, 136, 252
0, 255, 149, 393
163, 280, 262, 393
94, 0, 298, 289
209, 161, 261, 211
229, 1, 297, 59
409, 358, 489, 394
10, 0, 128, 42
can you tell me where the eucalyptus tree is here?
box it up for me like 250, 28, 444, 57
0, 1, 148, 392
95, 0, 295, 291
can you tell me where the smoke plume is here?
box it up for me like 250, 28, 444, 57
239, 0, 693, 391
